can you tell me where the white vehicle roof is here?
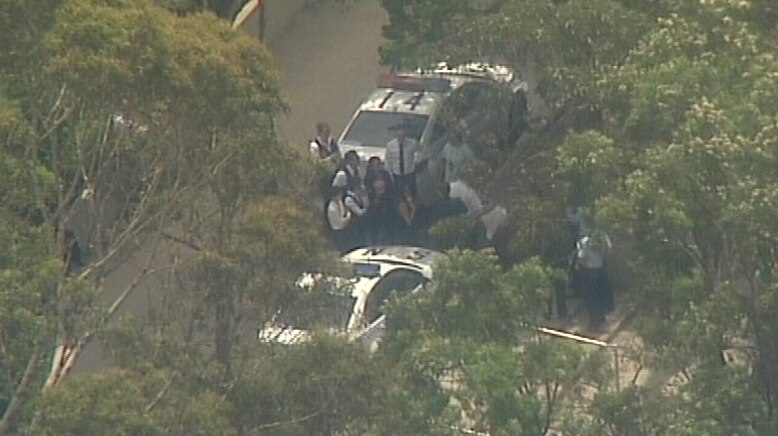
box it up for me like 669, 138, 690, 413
357, 88, 443, 116
259, 246, 444, 345
354, 63, 520, 116
339, 62, 525, 159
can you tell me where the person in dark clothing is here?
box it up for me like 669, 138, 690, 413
506, 90, 529, 148
549, 271, 569, 321
365, 177, 397, 245
343, 182, 370, 250
424, 181, 475, 223
396, 183, 419, 245
571, 234, 614, 330
63, 229, 84, 275
339, 150, 362, 191
364, 156, 394, 198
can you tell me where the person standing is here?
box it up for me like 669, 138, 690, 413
310, 122, 340, 161
63, 229, 84, 276
385, 124, 419, 195
365, 177, 397, 245
364, 156, 394, 197
326, 171, 352, 251
573, 233, 614, 330
441, 120, 475, 183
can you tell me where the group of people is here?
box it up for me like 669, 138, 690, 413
311, 121, 495, 252
312, 121, 615, 331
324, 158, 424, 251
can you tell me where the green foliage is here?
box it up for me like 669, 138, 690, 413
6, 0, 778, 433
380, 0, 778, 430
378, 0, 478, 68
395, 250, 551, 344
588, 385, 678, 436
428, 215, 476, 250
556, 130, 625, 208
584, 1, 778, 428
155, 0, 238, 17
0, 0, 292, 430
671, 366, 776, 436
239, 196, 327, 272
380, 0, 651, 110
32, 370, 161, 436
378, 250, 608, 434
32, 367, 237, 436
232, 335, 388, 435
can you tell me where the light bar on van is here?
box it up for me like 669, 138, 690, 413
377, 74, 451, 92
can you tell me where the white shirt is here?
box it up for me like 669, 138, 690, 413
344, 191, 369, 216
442, 141, 474, 183
576, 234, 612, 269
385, 137, 419, 176
480, 206, 507, 240
309, 136, 338, 159
448, 180, 483, 216
327, 198, 351, 230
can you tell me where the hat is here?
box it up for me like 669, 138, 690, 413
332, 170, 348, 188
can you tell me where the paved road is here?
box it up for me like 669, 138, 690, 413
269, 1, 387, 146
73, 2, 387, 373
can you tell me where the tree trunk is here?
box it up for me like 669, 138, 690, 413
0, 344, 44, 435
214, 301, 232, 368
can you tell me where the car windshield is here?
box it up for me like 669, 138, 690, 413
276, 290, 357, 331
342, 111, 428, 147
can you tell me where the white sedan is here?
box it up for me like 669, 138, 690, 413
257, 246, 444, 349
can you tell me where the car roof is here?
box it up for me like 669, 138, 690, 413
356, 88, 443, 115
342, 246, 445, 277
355, 63, 521, 116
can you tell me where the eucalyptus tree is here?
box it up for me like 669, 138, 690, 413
0, 0, 292, 432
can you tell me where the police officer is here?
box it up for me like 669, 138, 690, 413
572, 233, 614, 330
385, 123, 419, 195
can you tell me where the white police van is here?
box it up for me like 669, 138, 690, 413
338, 62, 529, 163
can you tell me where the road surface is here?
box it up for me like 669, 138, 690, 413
268, 1, 387, 146
73, 1, 387, 373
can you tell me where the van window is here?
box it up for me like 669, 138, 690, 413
342, 111, 428, 148
363, 269, 427, 324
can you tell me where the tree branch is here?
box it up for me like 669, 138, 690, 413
46, 234, 162, 387
0, 343, 45, 435
160, 230, 202, 251
248, 410, 322, 435
144, 372, 177, 414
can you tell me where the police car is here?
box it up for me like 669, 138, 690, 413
257, 246, 444, 349
338, 62, 529, 163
